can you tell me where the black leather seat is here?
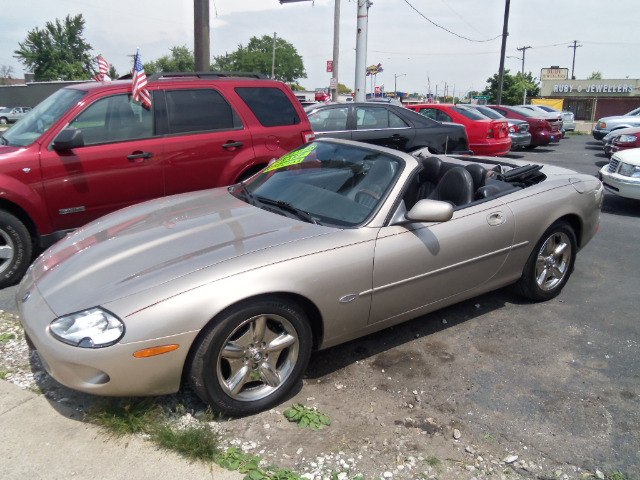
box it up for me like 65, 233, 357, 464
415, 156, 442, 200
428, 166, 474, 206
465, 164, 488, 192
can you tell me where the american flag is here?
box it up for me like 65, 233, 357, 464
132, 50, 151, 109
95, 56, 111, 82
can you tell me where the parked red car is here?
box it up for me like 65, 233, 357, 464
609, 127, 640, 156
487, 105, 560, 148
406, 104, 511, 156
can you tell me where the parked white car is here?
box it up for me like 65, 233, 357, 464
529, 104, 576, 131
598, 148, 640, 200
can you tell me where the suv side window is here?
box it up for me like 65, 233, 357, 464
235, 87, 301, 127
165, 89, 241, 134
70, 94, 153, 145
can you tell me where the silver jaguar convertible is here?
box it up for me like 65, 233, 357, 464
17, 139, 603, 416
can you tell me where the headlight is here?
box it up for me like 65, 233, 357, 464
616, 134, 638, 144
50, 307, 124, 348
618, 163, 640, 178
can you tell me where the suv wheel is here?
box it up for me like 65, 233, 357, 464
0, 212, 32, 288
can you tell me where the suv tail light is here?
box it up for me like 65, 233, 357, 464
303, 131, 315, 143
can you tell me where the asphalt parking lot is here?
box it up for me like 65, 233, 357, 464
0, 132, 638, 479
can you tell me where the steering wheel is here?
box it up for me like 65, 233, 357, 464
355, 189, 380, 207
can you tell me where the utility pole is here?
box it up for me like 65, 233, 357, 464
516, 46, 531, 74
354, 0, 372, 102
331, 0, 340, 102
496, 0, 510, 105
568, 40, 582, 79
271, 32, 277, 79
193, 0, 210, 71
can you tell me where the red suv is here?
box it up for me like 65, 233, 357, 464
0, 72, 314, 287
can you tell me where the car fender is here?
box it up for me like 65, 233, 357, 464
0, 172, 53, 235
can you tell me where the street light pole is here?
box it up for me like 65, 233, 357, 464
394, 73, 406, 94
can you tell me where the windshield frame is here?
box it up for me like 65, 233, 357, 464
1, 88, 87, 147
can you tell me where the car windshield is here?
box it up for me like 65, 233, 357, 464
472, 106, 503, 119
452, 106, 489, 121
1, 88, 86, 147
508, 107, 535, 118
232, 141, 403, 227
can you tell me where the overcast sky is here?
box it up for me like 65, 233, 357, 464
3, 0, 639, 96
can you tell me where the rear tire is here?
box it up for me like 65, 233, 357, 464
516, 221, 576, 301
188, 297, 312, 416
0, 211, 32, 288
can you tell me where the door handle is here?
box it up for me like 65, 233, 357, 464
127, 152, 154, 162
487, 212, 506, 226
222, 141, 244, 149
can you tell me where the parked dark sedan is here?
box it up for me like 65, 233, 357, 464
305, 103, 470, 155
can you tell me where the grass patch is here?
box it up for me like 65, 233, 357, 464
88, 398, 164, 435
155, 422, 221, 462
606, 472, 630, 480
0, 332, 16, 343
0, 368, 11, 380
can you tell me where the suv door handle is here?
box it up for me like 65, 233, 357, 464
222, 141, 244, 149
127, 152, 154, 162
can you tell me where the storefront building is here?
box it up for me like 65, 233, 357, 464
539, 69, 640, 121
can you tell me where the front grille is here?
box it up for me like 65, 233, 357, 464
608, 158, 620, 173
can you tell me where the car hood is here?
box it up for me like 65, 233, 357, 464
29, 188, 337, 314
597, 115, 640, 124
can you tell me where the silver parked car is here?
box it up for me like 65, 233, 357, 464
593, 107, 640, 140
523, 104, 576, 131
0, 106, 32, 124
17, 139, 603, 416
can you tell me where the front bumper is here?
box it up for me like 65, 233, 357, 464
598, 165, 640, 200
593, 129, 608, 140
17, 275, 198, 397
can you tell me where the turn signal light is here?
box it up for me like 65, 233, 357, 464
133, 344, 180, 358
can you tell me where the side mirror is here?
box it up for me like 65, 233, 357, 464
52, 128, 84, 151
405, 199, 454, 223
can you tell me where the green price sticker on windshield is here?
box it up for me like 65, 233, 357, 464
265, 144, 317, 172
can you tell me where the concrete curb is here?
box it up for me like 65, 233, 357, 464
0, 380, 243, 480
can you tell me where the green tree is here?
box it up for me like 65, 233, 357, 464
482, 70, 540, 105
14, 14, 95, 81
587, 71, 603, 80
212, 35, 306, 83
338, 82, 352, 95
144, 46, 195, 74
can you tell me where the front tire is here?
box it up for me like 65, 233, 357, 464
516, 221, 576, 301
188, 297, 312, 416
0, 211, 32, 288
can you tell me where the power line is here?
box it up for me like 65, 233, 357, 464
402, 0, 502, 43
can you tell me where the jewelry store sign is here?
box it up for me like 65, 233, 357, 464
541, 79, 640, 97
553, 83, 636, 94
541, 68, 569, 80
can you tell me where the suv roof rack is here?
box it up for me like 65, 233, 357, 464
145, 71, 269, 81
